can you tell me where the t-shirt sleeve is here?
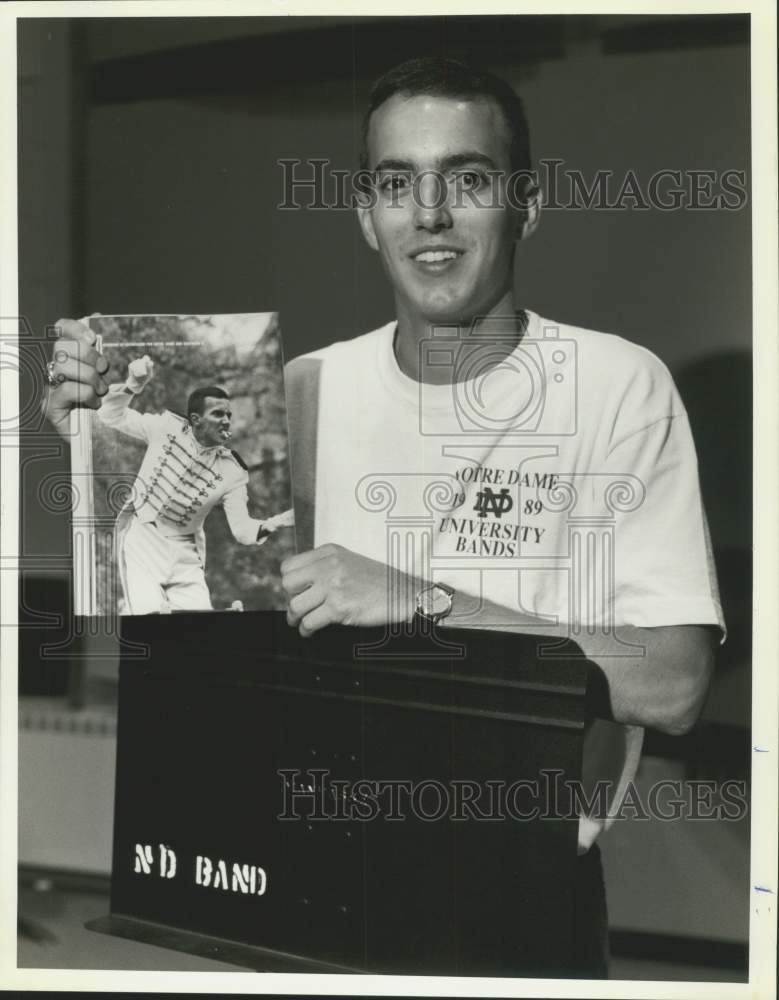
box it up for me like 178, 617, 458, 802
604, 385, 725, 637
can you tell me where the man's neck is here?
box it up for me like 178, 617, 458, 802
393, 292, 527, 385
190, 425, 215, 451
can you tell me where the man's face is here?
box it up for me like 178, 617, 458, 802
358, 93, 524, 326
191, 397, 232, 447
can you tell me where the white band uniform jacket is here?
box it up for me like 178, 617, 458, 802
98, 383, 269, 568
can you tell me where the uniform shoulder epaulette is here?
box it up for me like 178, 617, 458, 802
161, 409, 189, 429
230, 449, 248, 470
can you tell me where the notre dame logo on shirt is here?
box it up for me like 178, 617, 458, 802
473, 487, 514, 520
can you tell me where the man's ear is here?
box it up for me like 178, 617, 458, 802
517, 183, 542, 241
356, 199, 380, 252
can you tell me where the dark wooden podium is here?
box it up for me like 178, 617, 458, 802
88, 612, 590, 977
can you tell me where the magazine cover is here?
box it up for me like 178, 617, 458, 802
70, 313, 295, 616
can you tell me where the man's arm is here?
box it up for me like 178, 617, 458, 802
221, 482, 269, 546
281, 544, 716, 736
95, 356, 156, 442
580, 623, 716, 737
221, 482, 295, 547
97, 384, 151, 441
444, 588, 716, 737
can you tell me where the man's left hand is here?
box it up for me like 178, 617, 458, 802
281, 544, 416, 637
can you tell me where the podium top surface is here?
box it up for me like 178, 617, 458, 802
118, 611, 590, 733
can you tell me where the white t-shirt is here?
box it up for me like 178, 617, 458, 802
298, 311, 724, 849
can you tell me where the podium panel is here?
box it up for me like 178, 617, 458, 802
91, 612, 589, 976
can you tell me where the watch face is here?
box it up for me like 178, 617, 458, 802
420, 585, 450, 618
428, 587, 450, 616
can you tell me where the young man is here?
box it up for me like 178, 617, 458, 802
280, 58, 725, 973
45, 57, 723, 974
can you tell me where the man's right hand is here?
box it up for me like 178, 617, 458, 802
42, 318, 110, 436
126, 355, 154, 394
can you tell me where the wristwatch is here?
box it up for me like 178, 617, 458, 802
415, 582, 455, 624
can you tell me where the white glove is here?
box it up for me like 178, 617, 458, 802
126, 355, 154, 394
262, 508, 295, 533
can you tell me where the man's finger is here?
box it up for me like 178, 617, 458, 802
280, 544, 335, 578
51, 379, 102, 408
51, 338, 101, 372
287, 584, 325, 626
43, 380, 102, 435
49, 354, 107, 395
281, 563, 326, 598
54, 318, 96, 347
298, 604, 333, 638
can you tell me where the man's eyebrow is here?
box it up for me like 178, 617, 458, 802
372, 152, 501, 174
373, 158, 415, 174
438, 152, 500, 172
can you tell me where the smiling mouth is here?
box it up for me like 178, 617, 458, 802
220, 429, 232, 440
412, 249, 463, 263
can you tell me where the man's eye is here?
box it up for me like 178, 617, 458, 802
454, 171, 486, 191
377, 174, 410, 193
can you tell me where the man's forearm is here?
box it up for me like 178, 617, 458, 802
221, 484, 273, 546
94, 383, 149, 442
442, 591, 716, 736
280, 547, 716, 731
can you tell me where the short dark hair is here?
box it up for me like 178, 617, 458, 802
187, 385, 229, 418
359, 57, 532, 174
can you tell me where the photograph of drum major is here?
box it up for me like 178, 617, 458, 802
14, 7, 763, 991
61, 312, 294, 617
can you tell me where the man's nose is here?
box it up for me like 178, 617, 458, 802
412, 171, 453, 231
